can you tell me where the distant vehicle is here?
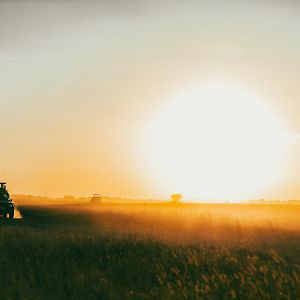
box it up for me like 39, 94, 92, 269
0, 183, 14, 218
90, 194, 102, 204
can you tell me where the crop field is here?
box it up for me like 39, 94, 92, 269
1, 201, 300, 299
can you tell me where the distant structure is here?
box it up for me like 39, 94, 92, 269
64, 195, 75, 201
90, 194, 102, 204
170, 194, 183, 204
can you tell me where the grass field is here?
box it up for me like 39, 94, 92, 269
1, 201, 300, 299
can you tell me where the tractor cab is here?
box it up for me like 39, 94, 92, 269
0, 183, 14, 218
0, 183, 10, 200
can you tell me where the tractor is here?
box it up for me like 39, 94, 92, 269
0, 183, 14, 218
90, 194, 102, 204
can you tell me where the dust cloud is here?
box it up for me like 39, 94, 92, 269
14, 207, 23, 219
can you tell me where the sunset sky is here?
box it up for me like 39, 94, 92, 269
1, 0, 300, 200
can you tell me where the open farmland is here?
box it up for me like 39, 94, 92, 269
0, 201, 300, 299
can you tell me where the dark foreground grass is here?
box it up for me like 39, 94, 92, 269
0, 222, 300, 300
0, 203, 300, 300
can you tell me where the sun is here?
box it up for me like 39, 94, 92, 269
143, 82, 294, 201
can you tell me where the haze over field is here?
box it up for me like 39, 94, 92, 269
1, 0, 300, 201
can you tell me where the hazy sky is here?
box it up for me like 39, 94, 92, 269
1, 0, 300, 199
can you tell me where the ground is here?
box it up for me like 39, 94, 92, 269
0, 201, 299, 299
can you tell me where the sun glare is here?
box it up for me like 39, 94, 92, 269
143, 82, 295, 201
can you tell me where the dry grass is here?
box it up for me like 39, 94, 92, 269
0, 201, 299, 299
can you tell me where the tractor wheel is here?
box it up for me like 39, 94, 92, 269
9, 210, 14, 219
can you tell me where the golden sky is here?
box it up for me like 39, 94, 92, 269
1, 1, 300, 200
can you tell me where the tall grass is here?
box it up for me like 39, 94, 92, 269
0, 203, 299, 299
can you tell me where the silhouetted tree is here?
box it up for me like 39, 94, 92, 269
170, 194, 182, 203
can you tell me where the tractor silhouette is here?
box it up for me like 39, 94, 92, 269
90, 194, 102, 204
0, 183, 14, 218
